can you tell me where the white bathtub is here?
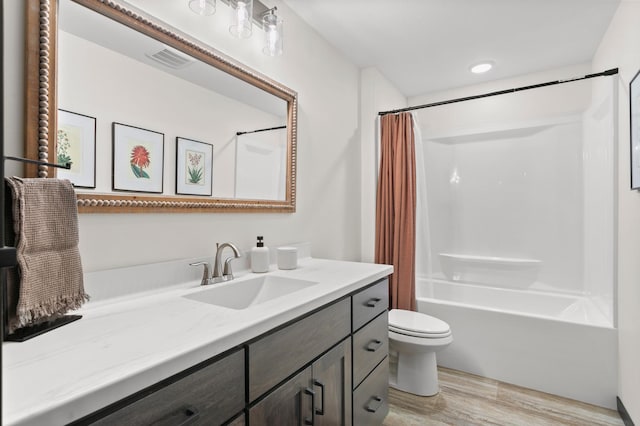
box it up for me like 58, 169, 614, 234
416, 278, 618, 409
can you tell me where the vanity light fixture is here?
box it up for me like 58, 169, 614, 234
229, 0, 254, 38
262, 7, 283, 56
470, 62, 493, 74
190, 0, 283, 55
189, 0, 216, 16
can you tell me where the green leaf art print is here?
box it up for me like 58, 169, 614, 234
57, 129, 72, 166
186, 150, 204, 185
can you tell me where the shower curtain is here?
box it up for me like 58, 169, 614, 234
375, 112, 417, 311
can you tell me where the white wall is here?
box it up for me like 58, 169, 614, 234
359, 67, 407, 262
3, 0, 362, 271
592, 1, 640, 423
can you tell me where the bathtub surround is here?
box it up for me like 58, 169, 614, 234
407, 71, 618, 408
375, 112, 417, 311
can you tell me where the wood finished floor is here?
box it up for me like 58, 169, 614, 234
383, 367, 624, 426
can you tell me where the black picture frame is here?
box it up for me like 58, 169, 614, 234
175, 137, 213, 196
630, 69, 640, 190
112, 122, 165, 193
56, 109, 97, 188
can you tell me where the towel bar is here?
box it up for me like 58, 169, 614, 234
3, 155, 71, 169
1, 155, 79, 341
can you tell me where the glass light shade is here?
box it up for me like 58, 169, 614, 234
229, 0, 253, 39
262, 10, 283, 56
189, 0, 216, 16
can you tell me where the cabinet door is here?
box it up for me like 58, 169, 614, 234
250, 367, 314, 426
312, 339, 352, 426
249, 298, 350, 401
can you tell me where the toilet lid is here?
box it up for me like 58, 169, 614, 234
389, 309, 451, 337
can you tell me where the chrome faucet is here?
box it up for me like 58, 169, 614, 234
212, 242, 242, 284
189, 242, 242, 285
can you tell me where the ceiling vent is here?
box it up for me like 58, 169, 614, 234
146, 47, 194, 69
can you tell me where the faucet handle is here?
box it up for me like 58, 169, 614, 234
222, 257, 236, 277
189, 261, 211, 286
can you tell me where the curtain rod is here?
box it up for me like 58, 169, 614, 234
378, 68, 619, 116
236, 125, 286, 136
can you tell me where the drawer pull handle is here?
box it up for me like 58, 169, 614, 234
313, 379, 325, 416
365, 396, 384, 413
155, 404, 200, 426
365, 297, 382, 308
304, 387, 316, 425
366, 339, 383, 352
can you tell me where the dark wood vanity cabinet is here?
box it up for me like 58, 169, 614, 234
248, 299, 351, 402
248, 278, 389, 426
249, 339, 352, 425
248, 298, 352, 425
84, 347, 246, 426
78, 277, 390, 426
351, 279, 390, 425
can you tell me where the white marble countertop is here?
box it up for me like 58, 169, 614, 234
2, 257, 392, 426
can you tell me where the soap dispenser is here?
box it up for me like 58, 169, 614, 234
251, 236, 270, 273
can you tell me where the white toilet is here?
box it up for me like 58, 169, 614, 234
388, 309, 453, 396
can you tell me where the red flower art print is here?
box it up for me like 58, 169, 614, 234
130, 145, 151, 178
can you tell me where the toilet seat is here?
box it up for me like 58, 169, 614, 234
389, 309, 451, 338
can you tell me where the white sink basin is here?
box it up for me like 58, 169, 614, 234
183, 275, 319, 310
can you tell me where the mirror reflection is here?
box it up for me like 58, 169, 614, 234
57, 0, 290, 202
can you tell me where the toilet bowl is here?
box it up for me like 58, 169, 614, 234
388, 309, 453, 396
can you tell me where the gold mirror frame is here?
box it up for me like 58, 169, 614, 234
25, 0, 297, 213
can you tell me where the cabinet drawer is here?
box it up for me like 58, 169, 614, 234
352, 278, 388, 331
249, 298, 351, 401
352, 311, 388, 388
353, 358, 389, 426
91, 348, 245, 426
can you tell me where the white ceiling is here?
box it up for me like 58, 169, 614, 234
282, 0, 621, 97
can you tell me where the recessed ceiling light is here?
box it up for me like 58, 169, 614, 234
470, 62, 493, 74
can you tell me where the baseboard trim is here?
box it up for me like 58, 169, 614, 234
618, 396, 635, 426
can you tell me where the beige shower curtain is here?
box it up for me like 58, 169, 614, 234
375, 112, 416, 311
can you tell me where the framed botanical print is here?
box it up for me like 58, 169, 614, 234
175, 137, 213, 196
56, 109, 96, 188
112, 122, 164, 193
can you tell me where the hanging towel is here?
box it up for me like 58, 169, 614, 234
5, 177, 89, 333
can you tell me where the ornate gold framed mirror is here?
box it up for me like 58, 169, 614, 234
25, 0, 297, 213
